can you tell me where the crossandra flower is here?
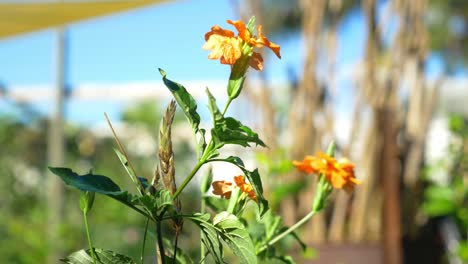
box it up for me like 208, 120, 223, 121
203, 18, 281, 71
293, 152, 360, 193
212, 180, 234, 199
211, 176, 257, 202
233, 175, 257, 202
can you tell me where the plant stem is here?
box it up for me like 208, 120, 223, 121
256, 210, 318, 254
104, 113, 145, 194
141, 218, 150, 264
172, 229, 180, 264
173, 96, 233, 199
173, 160, 205, 199
156, 220, 166, 264
200, 197, 206, 263
83, 212, 97, 264
221, 97, 233, 116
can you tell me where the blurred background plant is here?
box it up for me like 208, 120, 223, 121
420, 114, 468, 263
0, 101, 196, 263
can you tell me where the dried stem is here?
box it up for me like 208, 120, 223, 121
104, 112, 145, 192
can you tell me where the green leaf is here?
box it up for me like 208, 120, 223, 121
246, 16, 256, 34
261, 210, 282, 241
458, 241, 468, 261
214, 212, 257, 264
49, 167, 150, 218
49, 167, 121, 193
79, 191, 95, 214
207, 88, 266, 148
422, 200, 457, 216
206, 88, 223, 124
131, 190, 173, 215
114, 148, 144, 193
186, 213, 224, 263
61, 248, 135, 264
227, 75, 246, 100
159, 68, 200, 133
423, 186, 457, 216
217, 156, 269, 217
212, 117, 266, 148
198, 128, 207, 157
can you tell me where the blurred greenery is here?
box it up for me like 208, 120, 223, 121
422, 114, 468, 262
0, 100, 198, 263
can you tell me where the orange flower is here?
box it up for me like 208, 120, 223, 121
211, 176, 257, 202
203, 28, 242, 65
212, 180, 234, 199
203, 18, 281, 70
293, 152, 360, 193
233, 175, 257, 202
226, 20, 281, 59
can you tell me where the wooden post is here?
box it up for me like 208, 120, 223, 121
47, 27, 67, 263
378, 106, 401, 264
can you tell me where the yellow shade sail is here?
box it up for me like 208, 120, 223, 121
0, 0, 171, 39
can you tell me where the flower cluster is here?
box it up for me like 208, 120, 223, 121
203, 19, 281, 71
212, 175, 257, 202
293, 152, 360, 193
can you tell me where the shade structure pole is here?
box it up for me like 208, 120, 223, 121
47, 26, 67, 263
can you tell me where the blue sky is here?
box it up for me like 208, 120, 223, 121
2, 0, 445, 126
0, 0, 311, 123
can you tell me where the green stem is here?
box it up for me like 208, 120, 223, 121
172, 229, 180, 264
156, 220, 166, 264
221, 97, 233, 116
83, 212, 97, 264
200, 198, 206, 263
173, 96, 233, 200
256, 210, 318, 255
140, 218, 150, 264
173, 160, 205, 199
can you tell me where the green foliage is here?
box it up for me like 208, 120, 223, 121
213, 212, 257, 264
427, 0, 468, 72
422, 186, 458, 216
61, 248, 136, 264
211, 117, 266, 148
458, 241, 468, 261
216, 156, 269, 217
186, 213, 224, 263
48, 167, 172, 219
250, 210, 307, 264
159, 68, 200, 135
80, 191, 96, 214
422, 114, 468, 262
207, 88, 265, 148
113, 149, 144, 194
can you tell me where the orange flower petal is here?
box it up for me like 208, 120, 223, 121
254, 25, 281, 58
203, 35, 242, 65
293, 153, 360, 192
233, 175, 257, 202
248, 52, 264, 71
212, 180, 234, 199
204, 25, 235, 41
227, 20, 253, 43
